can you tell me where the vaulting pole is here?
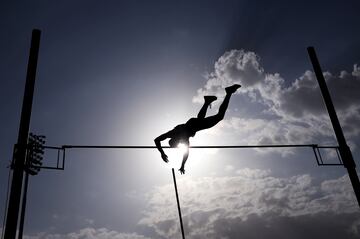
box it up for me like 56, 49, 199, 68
307, 46, 360, 208
172, 168, 186, 239
4, 29, 41, 239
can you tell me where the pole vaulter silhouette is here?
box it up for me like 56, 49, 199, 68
155, 84, 241, 174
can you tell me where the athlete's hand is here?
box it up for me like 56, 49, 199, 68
179, 167, 185, 174
161, 153, 169, 163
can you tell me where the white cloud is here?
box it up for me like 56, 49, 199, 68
224, 165, 234, 172
85, 218, 94, 225
235, 167, 271, 178
193, 49, 360, 149
192, 50, 264, 103
139, 169, 359, 238
213, 50, 264, 87
22, 227, 150, 239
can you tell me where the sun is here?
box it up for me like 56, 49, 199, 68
164, 137, 218, 173
177, 143, 189, 155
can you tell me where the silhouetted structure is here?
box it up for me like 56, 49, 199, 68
307, 47, 360, 207
154, 84, 241, 174
4, 29, 41, 239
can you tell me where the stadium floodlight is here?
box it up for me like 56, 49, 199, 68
25, 133, 46, 176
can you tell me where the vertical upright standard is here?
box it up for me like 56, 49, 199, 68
172, 168, 186, 239
4, 29, 41, 239
307, 46, 360, 207
18, 172, 30, 239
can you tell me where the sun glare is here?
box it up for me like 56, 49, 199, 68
177, 143, 189, 155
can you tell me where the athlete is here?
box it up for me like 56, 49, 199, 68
155, 84, 241, 174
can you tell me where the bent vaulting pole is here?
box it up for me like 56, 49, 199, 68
5, 29, 41, 239
307, 47, 360, 208
172, 168, 186, 239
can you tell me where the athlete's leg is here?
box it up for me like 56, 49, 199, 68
216, 84, 241, 120
199, 94, 231, 129
195, 84, 241, 130
197, 96, 217, 119
217, 94, 231, 120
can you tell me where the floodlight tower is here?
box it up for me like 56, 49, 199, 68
4, 29, 41, 239
18, 134, 46, 239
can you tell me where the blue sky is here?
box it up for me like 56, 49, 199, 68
1, 0, 360, 238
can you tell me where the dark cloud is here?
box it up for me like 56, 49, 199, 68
278, 67, 360, 119
212, 212, 360, 239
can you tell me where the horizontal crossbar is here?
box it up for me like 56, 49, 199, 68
39, 144, 342, 171
44, 144, 329, 150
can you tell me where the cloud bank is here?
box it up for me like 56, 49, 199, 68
193, 49, 360, 148
22, 228, 151, 239
140, 169, 359, 238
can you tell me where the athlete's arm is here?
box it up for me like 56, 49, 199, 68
179, 145, 189, 174
154, 130, 174, 163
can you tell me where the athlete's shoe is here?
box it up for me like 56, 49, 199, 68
225, 84, 241, 94
204, 95, 217, 104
